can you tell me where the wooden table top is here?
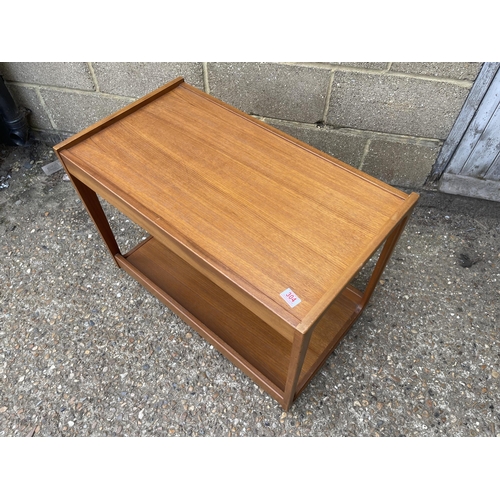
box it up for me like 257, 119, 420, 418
57, 78, 418, 335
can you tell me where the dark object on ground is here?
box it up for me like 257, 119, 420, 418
458, 253, 478, 268
0, 75, 30, 146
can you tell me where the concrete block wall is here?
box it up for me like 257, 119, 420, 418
0, 62, 482, 188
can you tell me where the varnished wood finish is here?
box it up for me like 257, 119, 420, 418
66, 171, 121, 264
123, 236, 293, 389
53, 77, 185, 154
119, 236, 363, 394
60, 83, 412, 332
283, 329, 314, 410
60, 150, 298, 342
55, 77, 419, 409
115, 251, 285, 405
298, 193, 418, 333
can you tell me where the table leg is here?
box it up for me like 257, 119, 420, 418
360, 215, 410, 310
283, 328, 315, 410
66, 172, 121, 266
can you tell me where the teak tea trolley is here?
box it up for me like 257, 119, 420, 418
54, 77, 419, 410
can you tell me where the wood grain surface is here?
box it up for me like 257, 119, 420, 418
123, 236, 362, 392
55, 77, 419, 409
59, 81, 417, 334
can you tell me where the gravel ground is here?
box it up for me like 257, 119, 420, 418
1, 140, 499, 437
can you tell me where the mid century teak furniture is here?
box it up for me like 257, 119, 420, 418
54, 77, 419, 410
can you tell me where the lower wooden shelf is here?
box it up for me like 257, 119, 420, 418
116, 235, 364, 404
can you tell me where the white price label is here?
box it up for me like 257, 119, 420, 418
280, 288, 301, 308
